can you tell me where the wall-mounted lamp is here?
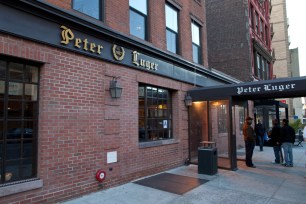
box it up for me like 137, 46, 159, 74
110, 77, 122, 99
184, 94, 192, 107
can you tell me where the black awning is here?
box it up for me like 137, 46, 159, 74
188, 76, 306, 101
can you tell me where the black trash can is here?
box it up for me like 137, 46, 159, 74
198, 142, 218, 175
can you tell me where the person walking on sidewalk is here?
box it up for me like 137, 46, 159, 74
255, 119, 265, 151
269, 118, 283, 164
243, 116, 256, 168
280, 119, 295, 167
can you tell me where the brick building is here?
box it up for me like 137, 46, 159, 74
205, 0, 274, 82
0, 0, 239, 203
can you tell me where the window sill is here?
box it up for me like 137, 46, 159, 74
139, 139, 179, 148
0, 179, 43, 197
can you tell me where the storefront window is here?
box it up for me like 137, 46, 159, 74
138, 85, 172, 142
0, 58, 39, 184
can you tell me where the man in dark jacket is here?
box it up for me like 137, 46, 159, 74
269, 118, 282, 164
243, 116, 256, 168
255, 120, 265, 151
280, 119, 295, 167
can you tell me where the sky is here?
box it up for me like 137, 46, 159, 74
286, 0, 306, 76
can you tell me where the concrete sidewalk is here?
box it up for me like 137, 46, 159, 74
62, 144, 306, 204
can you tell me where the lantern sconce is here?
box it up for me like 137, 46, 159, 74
109, 77, 123, 99
184, 94, 192, 107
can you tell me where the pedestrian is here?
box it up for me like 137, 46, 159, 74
255, 119, 265, 151
243, 116, 256, 168
280, 119, 295, 167
269, 118, 283, 164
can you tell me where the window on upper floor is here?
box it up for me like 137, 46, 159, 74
129, 0, 148, 40
138, 85, 172, 142
255, 53, 270, 80
265, 25, 269, 46
165, 4, 179, 54
250, 5, 254, 29
255, 12, 259, 34
0, 57, 40, 185
191, 21, 201, 64
72, 0, 103, 20
260, 20, 264, 41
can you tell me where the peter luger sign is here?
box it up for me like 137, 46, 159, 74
237, 83, 296, 95
60, 26, 158, 71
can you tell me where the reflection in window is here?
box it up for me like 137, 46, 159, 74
129, 0, 147, 40
139, 85, 172, 142
0, 58, 39, 184
72, 0, 101, 20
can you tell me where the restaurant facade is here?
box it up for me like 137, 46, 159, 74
0, 1, 240, 203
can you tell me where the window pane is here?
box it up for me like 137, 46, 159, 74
24, 121, 34, 139
23, 140, 33, 158
25, 84, 38, 101
165, 5, 178, 32
0, 100, 3, 119
193, 44, 200, 63
25, 102, 37, 119
22, 159, 34, 178
25, 65, 39, 83
9, 63, 23, 81
8, 82, 23, 99
191, 22, 200, 45
130, 10, 146, 40
0, 80, 4, 99
129, 0, 147, 15
0, 60, 6, 79
6, 141, 21, 160
7, 121, 22, 139
8, 101, 22, 119
166, 29, 177, 53
5, 160, 20, 182
73, 0, 100, 19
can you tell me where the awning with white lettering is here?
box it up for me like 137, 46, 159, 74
188, 76, 306, 101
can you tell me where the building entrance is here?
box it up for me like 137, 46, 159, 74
187, 76, 306, 170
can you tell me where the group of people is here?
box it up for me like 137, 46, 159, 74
243, 117, 296, 168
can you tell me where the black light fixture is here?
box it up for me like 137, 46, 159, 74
110, 77, 122, 99
184, 94, 192, 107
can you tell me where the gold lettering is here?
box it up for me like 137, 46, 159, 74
97, 45, 103, 54
90, 43, 96, 53
74, 38, 81, 48
132, 51, 140, 66
60, 25, 74, 45
83, 39, 88, 50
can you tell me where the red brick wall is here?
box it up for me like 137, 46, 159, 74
0, 34, 191, 203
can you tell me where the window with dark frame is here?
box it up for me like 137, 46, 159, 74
256, 53, 261, 79
138, 85, 172, 142
165, 4, 179, 54
255, 12, 259, 34
250, 5, 254, 29
0, 58, 39, 185
129, 0, 147, 40
191, 21, 201, 64
260, 19, 264, 39
72, 0, 102, 20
